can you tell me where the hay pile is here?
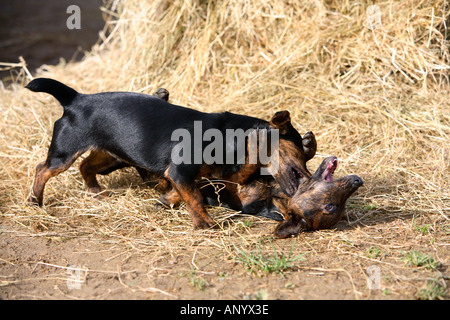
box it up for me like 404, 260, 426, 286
3, 0, 448, 214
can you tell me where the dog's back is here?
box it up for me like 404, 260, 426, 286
26, 78, 268, 174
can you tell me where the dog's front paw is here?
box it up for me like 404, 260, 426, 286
193, 217, 217, 230
27, 194, 42, 207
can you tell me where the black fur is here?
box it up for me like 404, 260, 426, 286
27, 78, 269, 178
26, 78, 78, 106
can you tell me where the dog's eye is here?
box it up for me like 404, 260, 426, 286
324, 204, 336, 212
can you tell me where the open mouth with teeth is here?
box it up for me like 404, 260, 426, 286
322, 157, 338, 182
284, 157, 339, 196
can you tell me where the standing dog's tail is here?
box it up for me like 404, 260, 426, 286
25, 78, 79, 106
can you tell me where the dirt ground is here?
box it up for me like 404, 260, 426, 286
1, 168, 448, 300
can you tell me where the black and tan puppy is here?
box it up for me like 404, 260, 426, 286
26, 78, 315, 229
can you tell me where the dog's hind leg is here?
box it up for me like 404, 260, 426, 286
28, 119, 88, 206
79, 150, 118, 195
28, 150, 84, 206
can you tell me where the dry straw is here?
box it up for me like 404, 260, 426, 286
0, 0, 449, 299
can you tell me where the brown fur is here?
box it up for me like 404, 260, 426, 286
28, 151, 84, 206
79, 150, 117, 194
164, 167, 216, 229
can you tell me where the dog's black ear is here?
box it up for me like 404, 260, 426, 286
154, 88, 169, 101
269, 111, 291, 135
273, 211, 306, 238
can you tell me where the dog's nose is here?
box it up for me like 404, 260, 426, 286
352, 176, 363, 187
